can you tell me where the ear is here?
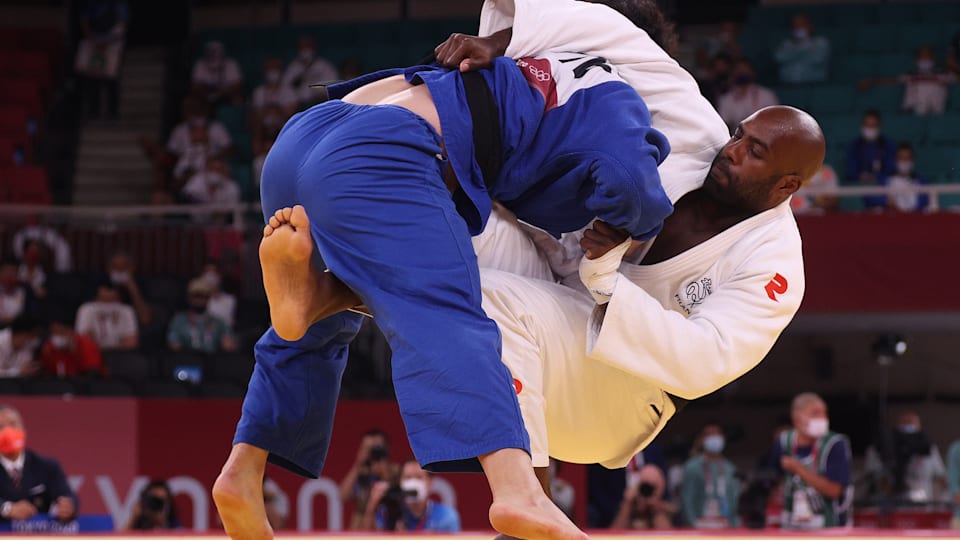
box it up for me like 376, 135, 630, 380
779, 174, 802, 196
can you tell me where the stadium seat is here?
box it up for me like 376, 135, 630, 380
884, 115, 927, 145
871, 53, 915, 79
200, 381, 245, 399
925, 115, 960, 146
142, 276, 185, 308
874, 4, 919, 25
23, 379, 77, 396
215, 104, 246, 136
853, 25, 900, 54
809, 85, 856, 115
159, 352, 207, 382
833, 55, 880, 84
916, 147, 960, 181
918, 3, 960, 24
0, 52, 51, 93
897, 24, 945, 53
830, 4, 878, 26
3, 165, 51, 205
774, 86, 812, 111
949, 86, 960, 112
86, 379, 136, 397
0, 106, 30, 138
857, 85, 903, 113
0, 79, 42, 116
102, 351, 153, 382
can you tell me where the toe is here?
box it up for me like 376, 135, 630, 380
263, 224, 273, 237
290, 205, 310, 230
269, 216, 281, 229
274, 209, 286, 223
280, 207, 293, 222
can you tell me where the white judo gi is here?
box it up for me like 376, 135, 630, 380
471, 0, 807, 468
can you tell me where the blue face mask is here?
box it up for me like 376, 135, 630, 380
900, 424, 919, 434
703, 434, 725, 454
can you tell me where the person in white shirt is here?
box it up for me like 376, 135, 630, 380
883, 143, 929, 212
717, 60, 779, 134
182, 158, 241, 205
282, 36, 339, 105
191, 40, 244, 106
198, 262, 236, 330
252, 58, 298, 119
860, 47, 957, 116
0, 320, 40, 378
792, 164, 838, 215
166, 98, 233, 188
75, 282, 138, 351
0, 262, 32, 327
12, 222, 71, 273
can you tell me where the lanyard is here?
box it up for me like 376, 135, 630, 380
791, 436, 821, 469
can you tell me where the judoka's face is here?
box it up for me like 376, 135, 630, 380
706, 106, 823, 213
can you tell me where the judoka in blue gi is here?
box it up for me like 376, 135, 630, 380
212, 51, 672, 540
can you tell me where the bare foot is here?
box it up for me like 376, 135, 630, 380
259, 206, 318, 341
490, 495, 588, 540
212, 445, 272, 540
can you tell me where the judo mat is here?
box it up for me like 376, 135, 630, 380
16, 532, 960, 539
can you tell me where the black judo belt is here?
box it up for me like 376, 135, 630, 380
460, 70, 503, 188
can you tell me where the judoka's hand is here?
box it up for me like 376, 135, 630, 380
435, 28, 512, 72
580, 221, 630, 260
579, 221, 631, 305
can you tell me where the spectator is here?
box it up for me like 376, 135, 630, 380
17, 241, 46, 299
106, 253, 151, 326
792, 164, 839, 215
0, 319, 40, 378
263, 476, 289, 531
75, 0, 128, 121
869, 411, 946, 503
124, 479, 181, 530
339, 429, 397, 530
611, 464, 675, 530
0, 261, 36, 327
365, 459, 460, 532
166, 278, 236, 354
252, 58, 298, 121
947, 31, 960, 77
282, 36, 339, 105
948, 438, 960, 529
861, 47, 956, 116
846, 110, 896, 211
181, 158, 241, 205
883, 143, 930, 213
694, 22, 741, 81
191, 41, 243, 106
75, 282, 139, 351
773, 392, 852, 529
698, 53, 734, 107
38, 316, 105, 379
550, 458, 575, 521
774, 14, 830, 84
0, 405, 77, 523
12, 220, 71, 272
197, 262, 236, 330
680, 423, 740, 528
716, 60, 779, 133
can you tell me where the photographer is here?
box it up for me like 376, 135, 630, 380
612, 464, 675, 530
364, 459, 460, 532
125, 479, 181, 530
339, 429, 396, 530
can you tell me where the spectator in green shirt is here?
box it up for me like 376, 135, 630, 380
167, 278, 236, 354
681, 422, 740, 528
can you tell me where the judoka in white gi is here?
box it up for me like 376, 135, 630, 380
437, 0, 826, 487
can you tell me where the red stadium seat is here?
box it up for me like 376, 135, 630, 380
2, 166, 50, 205
0, 106, 30, 138
0, 52, 52, 93
0, 79, 42, 116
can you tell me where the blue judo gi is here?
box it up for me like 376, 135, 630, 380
236, 55, 672, 476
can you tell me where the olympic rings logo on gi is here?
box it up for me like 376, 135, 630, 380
516, 59, 551, 82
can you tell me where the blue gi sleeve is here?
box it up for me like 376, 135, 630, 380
583, 149, 673, 241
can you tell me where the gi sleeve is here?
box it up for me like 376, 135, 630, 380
586, 232, 805, 400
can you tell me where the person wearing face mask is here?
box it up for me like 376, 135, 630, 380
0, 261, 37, 328
716, 60, 779, 134
365, 459, 460, 532
182, 158, 241, 206
881, 143, 929, 213
166, 278, 236, 354
847, 109, 896, 211
198, 262, 236, 330
0, 405, 77, 524
0, 319, 41, 378
190, 40, 244, 106
680, 423, 740, 529
774, 14, 830, 84
38, 317, 105, 379
612, 463, 675, 530
282, 36, 339, 106
104, 253, 151, 327
75, 282, 139, 351
860, 47, 956, 116
253, 58, 298, 120
773, 392, 852, 529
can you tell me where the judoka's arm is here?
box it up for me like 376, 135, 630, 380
586, 242, 804, 400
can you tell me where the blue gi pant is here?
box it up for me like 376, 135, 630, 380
234, 101, 529, 476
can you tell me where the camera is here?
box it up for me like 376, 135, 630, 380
367, 445, 389, 463
379, 483, 417, 531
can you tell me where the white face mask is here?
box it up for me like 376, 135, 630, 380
805, 417, 829, 439
265, 70, 281, 84
110, 271, 130, 284
50, 335, 70, 349
188, 117, 207, 129
861, 126, 880, 141
896, 160, 914, 175
201, 271, 221, 291
916, 59, 934, 73
400, 478, 429, 502
299, 48, 315, 63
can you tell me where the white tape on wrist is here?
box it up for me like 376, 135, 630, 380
579, 238, 631, 304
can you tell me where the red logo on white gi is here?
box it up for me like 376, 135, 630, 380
764, 273, 788, 302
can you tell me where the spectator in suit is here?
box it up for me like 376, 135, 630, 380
0, 405, 77, 522
774, 14, 830, 84
846, 110, 896, 211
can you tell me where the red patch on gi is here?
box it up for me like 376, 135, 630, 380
513, 378, 523, 395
